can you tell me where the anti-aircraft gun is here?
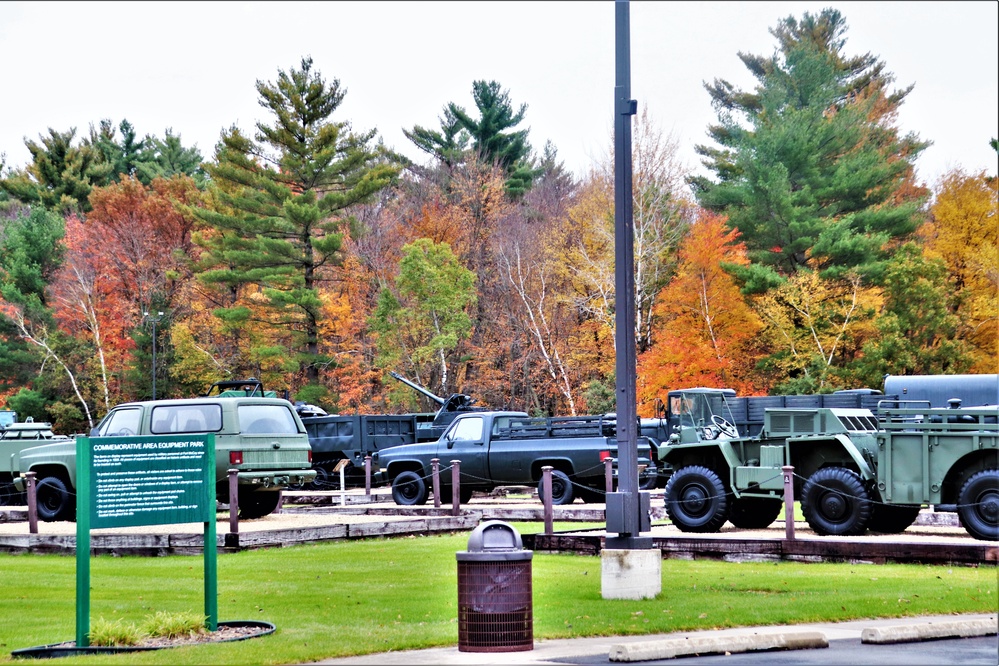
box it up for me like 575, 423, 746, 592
389, 372, 487, 441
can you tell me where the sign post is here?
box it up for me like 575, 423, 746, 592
75, 434, 217, 647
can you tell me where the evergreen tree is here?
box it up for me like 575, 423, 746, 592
406, 80, 537, 196
192, 56, 401, 384
690, 8, 929, 290
135, 129, 207, 187
0, 128, 113, 214
89, 119, 147, 180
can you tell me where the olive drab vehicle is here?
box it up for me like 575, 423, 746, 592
657, 388, 998, 541
9, 394, 316, 522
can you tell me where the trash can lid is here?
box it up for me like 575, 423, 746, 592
458, 520, 533, 562
466, 520, 522, 551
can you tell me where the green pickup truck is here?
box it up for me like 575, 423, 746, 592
373, 410, 658, 505
8, 395, 316, 521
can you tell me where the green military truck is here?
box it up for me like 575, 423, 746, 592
8, 395, 316, 521
0, 419, 74, 506
657, 388, 998, 541
373, 410, 658, 506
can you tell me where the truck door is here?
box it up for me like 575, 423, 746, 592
440, 415, 488, 487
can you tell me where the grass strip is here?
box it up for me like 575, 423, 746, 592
0, 525, 993, 664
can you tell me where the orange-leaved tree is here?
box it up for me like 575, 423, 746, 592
637, 210, 763, 415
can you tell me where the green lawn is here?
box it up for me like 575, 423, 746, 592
0, 522, 995, 665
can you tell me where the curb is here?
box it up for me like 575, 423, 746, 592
609, 630, 828, 662
861, 617, 998, 644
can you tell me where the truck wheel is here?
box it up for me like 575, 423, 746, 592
543, 470, 574, 505
36, 476, 74, 522
664, 466, 729, 533
308, 465, 331, 491
440, 485, 474, 505
392, 471, 428, 506
238, 489, 282, 519
801, 467, 871, 536
727, 497, 782, 529
957, 469, 999, 541
867, 503, 921, 534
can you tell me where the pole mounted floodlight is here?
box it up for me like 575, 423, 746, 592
144, 311, 165, 400
605, 0, 652, 549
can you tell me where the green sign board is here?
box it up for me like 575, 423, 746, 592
76, 435, 218, 646
86, 435, 215, 528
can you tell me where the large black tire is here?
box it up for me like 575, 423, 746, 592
441, 484, 475, 505
663, 465, 730, 533
543, 470, 574, 505
727, 496, 782, 529
391, 471, 428, 506
0, 482, 25, 506
957, 469, 999, 541
800, 467, 871, 536
238, 489, 282, 519
867, 502, 921, 534
36, 476, 74, 522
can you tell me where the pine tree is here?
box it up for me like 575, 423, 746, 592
690, 8, 929, 290
192, 57, 401, 384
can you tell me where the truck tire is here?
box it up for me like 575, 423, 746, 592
238, 489, 282, 519
727, 497, 782, 529
440, 484, 474, 505
957, 469, 999, 541
543, 470, 574, 505
36, 476, 74, 522
392, 471, 428, 506
664, 466, 729, 533
801, 467, 871, 536
867, 502, 921, 534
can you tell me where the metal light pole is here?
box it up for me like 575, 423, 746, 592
144, 311, 164, 400
605, 0, 652, 550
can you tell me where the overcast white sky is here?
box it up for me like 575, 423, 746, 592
1, 1, 996, 190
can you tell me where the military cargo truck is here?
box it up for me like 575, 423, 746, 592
9, 396, 316, 521
0, 419, 73, 506
657, 388, 998, 541
373, 410, 658, 506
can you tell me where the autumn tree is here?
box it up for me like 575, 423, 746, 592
568, 109, 694, 361
637, 211, 763, 413
192, 56, 401, 390
921, 168, 998, 370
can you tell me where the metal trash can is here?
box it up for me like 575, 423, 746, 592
456, 520, 533, 652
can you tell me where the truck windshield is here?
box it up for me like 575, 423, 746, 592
670, 391, 739, 438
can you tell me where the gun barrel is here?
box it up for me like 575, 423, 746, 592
389, 372, 446, 406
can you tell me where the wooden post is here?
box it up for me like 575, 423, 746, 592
364, 456, 372, 496
450, 460, 461, 517
25, 472, 38, 535
604, 457, 614, 495
542, 466, 554, 535
782, 465, 795, 541
228, 469, 239, 534
431, 458, 441, 509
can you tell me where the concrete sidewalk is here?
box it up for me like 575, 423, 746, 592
309, 613, 997, 665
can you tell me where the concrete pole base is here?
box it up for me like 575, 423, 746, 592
601, 548, 662, 600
